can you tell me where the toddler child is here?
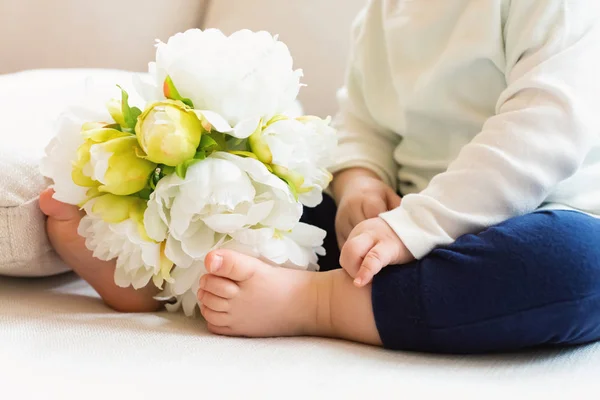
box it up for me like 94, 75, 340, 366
41, 0, 600, 353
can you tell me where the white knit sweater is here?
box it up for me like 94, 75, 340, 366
330, 0, 600, 258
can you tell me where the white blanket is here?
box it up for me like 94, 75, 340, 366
1, 273, 599, 398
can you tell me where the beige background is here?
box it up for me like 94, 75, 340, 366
0, 0, 366, 116
0, 0, 207, 72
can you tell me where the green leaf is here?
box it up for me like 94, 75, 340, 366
163, 76, 194, 108
199, 134, 218, 150
105, 123, 123, 132
194, 150, 207, 160
175, 163, 187, 179
117, 85, 142, 132
161, 166, 176, 176
137, 188, 152, 200
226, 137, 245, 151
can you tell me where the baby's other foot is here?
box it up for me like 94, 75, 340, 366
40, 188, 101, 268
39, 188, 160, 312
198, 250, 331, 338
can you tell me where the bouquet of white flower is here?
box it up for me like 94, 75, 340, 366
41, 29, 337, 317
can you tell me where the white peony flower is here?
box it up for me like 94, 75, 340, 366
250, 116, 337, 207
157, 222, 326, 317
41, 81, 147, 204
77, 197, 165, 290
229, 222, 326, 270
135, 29, 303, 139
144, 151, 303, 263
76, 127, 156, 196
40, 106, 111, 205
144, 151, 309, 316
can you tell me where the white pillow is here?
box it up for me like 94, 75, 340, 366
0, 69, 140, 277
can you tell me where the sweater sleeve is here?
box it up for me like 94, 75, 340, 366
380, 1, 600, 259
329, 7, 401, 191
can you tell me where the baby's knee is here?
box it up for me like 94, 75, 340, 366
479, 210, 600, 296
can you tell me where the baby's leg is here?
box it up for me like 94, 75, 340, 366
198, 250, 382, 345
371, 210, 600, 353
40, 189, 160, 312
200, 209, 600, 353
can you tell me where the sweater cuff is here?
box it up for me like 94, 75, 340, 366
379, 206, 453, 259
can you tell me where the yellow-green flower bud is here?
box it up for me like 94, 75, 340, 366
135, 100, 203, 166
153, 242, 175, 289
106, 99, 127, 127
72, 125, 154, 196
91, 193, 144, 223
271, 165, 305, 195
92, 136, 157, 196
91, 194, 154, 243
248, 124, 273, 164
72, 126, 128, 188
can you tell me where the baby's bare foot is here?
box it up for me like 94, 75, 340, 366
199, 249, 383, 345
198, 250, 333, 338
40, 188, 105, 269
39, 188, 160, 312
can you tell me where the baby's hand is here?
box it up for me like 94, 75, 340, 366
340, 218, 415, 287
333, 168, 401, 248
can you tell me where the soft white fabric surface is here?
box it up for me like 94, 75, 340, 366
1, 273, 599, 398
0, 69, 140, 276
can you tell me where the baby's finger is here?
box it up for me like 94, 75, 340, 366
386, 191, 402, 210
348, 202, 366, 228
339, 233, 376, 278
362, 196, 388, 219
354, 243, 393, 287
335, 219, 353, 249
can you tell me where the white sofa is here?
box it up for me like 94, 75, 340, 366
2, 1, 600, 397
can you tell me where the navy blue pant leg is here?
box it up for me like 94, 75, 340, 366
302, 197, 600, 354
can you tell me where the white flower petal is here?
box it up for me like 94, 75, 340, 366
181, 290, 200, 317
77, 213, 162, 290
89, 144, 112, 184
165, 235, 194, 268
298, 188, 323, 208
154, 29, 302, 126
143, 199, 168, 242
231, 117, 262, 139
286, 222, 327, 248
246, 200, 275, 226
40, 114, 89, 205
282, 236, 311, 268
180, 224, 217, 259
171, 261, 205, 296
202, 213, 249, 234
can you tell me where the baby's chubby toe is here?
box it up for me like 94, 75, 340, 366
198, 274, 240, 299
204, 250, 262, 282
197, 291, 231, 312
200, 304, 231, 327
39, 188, 83, 221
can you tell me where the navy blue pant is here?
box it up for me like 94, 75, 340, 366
302, 195, 600, 354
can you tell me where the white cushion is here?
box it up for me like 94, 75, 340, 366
0, 69, 140, 276
1, 273, 598, 398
